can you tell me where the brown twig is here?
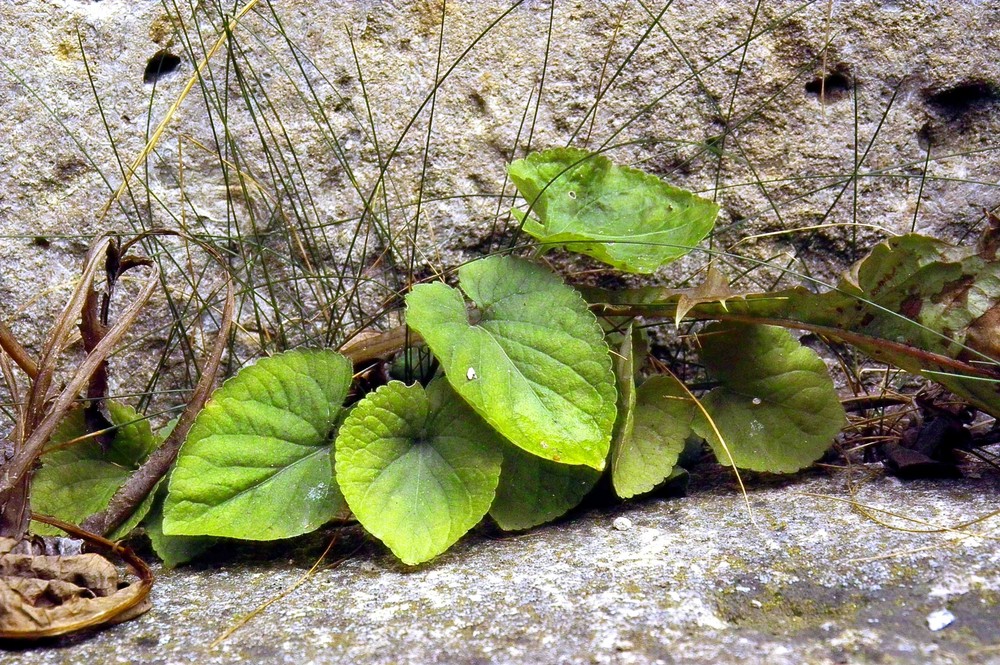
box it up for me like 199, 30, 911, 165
82, 235, 235, 537
0, 238, 161, 533
0, 320, 37, 379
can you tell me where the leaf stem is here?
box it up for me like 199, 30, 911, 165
0, 238, 160, 539
595, 304, 1000, 381
0, 321, 37, 379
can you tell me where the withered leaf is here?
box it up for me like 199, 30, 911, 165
0, 552, 118, 595
976, 210, 1000, 261
666, 264, 736, 327
0, 537, 151, 640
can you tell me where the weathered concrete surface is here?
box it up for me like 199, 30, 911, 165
5, 466, 999, 665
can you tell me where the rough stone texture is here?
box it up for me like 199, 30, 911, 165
2, 1, 1000, 354
4, 467, 1000, 664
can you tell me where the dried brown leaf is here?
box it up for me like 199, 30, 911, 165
0, 524, 152, 640
0, 552, 118, 595
667, 264, 736, 327
0, 573, 149, 638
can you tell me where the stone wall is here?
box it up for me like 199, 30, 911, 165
1, 0, 998, 366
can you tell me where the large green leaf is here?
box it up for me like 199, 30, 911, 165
405, 255, 616, 470
612, 375, 694, 498
31, 401, 160, 539
508, 148, 719, 274
489, 442, 600, 531
163, 349, 352, 540
144, 482, 217, 569
693, 322, 845, 473
335, 380, 503, 565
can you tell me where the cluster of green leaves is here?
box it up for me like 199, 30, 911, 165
690, 232, 1000, 419
30, 149, 854, 566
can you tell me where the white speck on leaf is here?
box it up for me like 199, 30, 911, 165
306, 483, 327, 502
467, 367, 478, 381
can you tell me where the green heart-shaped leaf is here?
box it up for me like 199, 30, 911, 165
612, 374, 694, 499
144, 482, 217, 568
163, 349, 352, 540
693, 322, 845, 473
405, 255, 616, 470
489, 442, 600, 531
335, 379, 503, 565
31, 401, 161, 539
508, 148, 719, 274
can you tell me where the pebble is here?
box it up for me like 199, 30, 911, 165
926, 609, 955, 631
613, 516, 633, 531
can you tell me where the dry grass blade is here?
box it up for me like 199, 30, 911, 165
96, 0, 262, 224
655, 358, 756, 526
0, 237, 160, 524
208, 534, 350, 650
799, 491, 1000, 539
83, 233, 235, 537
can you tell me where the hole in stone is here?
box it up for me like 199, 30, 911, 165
805, 72, 852, 101
927, 82, 998, 116
143, 51, 181, 84
917, 122, 934, 151
468, 91, 487, 114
